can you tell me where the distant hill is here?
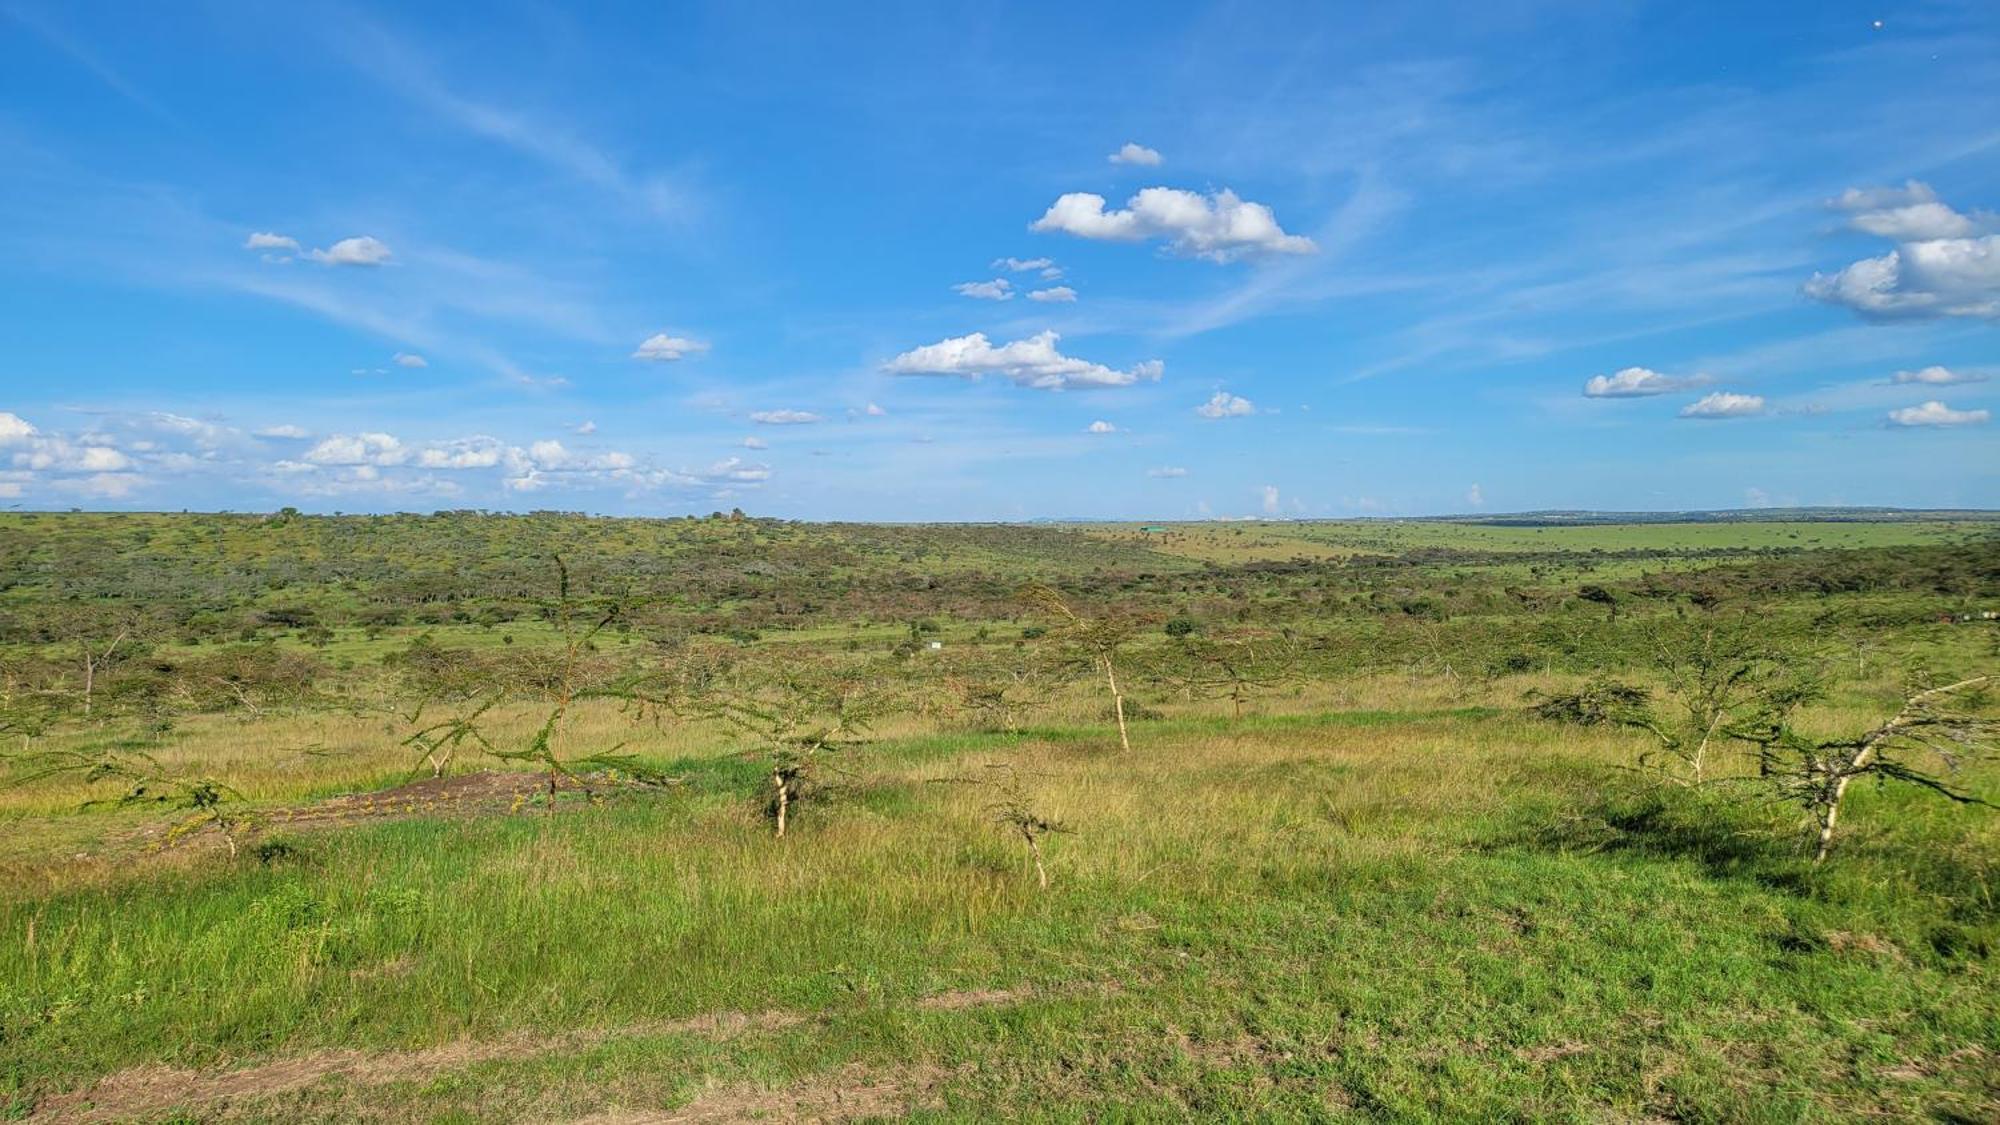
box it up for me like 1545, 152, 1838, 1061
1425, 507, 2000, 527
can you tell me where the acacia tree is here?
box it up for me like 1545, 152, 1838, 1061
1635, 617, 1817, 785
1739, 675, 1996, 863
6, 741, 255, 855
403, 556, 674, 809
941, 655, 1054, 733
1529, 617, 1816, 787
44, 605, 148, 719
712, 658, 885, 837
1023, 584, 1137, 752
1170, 631, 1293, 720
935, 762, 1069, 889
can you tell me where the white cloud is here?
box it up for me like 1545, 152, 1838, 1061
1147, 466, 1188, 478
414, 437, 506, 469
749, 409, 822, 425
58, 472, 146, 499
1678, 392, 1766, 419
703, 456, 770, 483
953, 278, 1013, 300
741, 435, 768, 449
884, 330, 1163, 391
1260, 485, 1280, 514
1892, 365, 1987, 386
1086, 420, 1117, 433
255, 424, 310, 439
0, 412, 39, 442
1028, 286, 1077, 303
1807, 183, 2000, 325
1465, 483, 1484, 507
1887, 400, 1989, 427
1582, 366, 1711, 398
864, 402, 887, 417
1830, 181, 1987, 241
1030, 187, 1315, 262
1109, 142, 1163, 166
991, 257, 1054, 273
574, 420, 598, 434
393, 351, 428, 368
1196, 391, 1255, 419
74, 446, 132, 472
305, 432, 408, 465
244, 231, 300, 252
305, 235, 393, 267
632, 333, 709, 361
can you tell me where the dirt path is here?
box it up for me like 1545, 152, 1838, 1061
31, 991, 1031, 1123
30, 1010, 802, 1124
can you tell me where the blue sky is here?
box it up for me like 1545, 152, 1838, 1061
2, 1, 1996, 519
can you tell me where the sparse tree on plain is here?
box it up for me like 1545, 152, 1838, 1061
1023, 584, 1137, 752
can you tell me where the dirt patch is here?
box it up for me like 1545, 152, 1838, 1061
269, 770, 579, 827
29, 1009, 801, 1124
568, 1064, 948, 1124
35, 988, 1023, 1122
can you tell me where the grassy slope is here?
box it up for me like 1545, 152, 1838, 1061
5, 696, 1997, 1121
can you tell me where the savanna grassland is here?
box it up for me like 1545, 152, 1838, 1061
2, 509, 1998, 1123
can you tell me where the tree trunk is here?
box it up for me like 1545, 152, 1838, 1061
1026, 832, 1048, 889
1102, 654, 1130, 752
773, 769, 790, 838
1813, 775, 1852, 864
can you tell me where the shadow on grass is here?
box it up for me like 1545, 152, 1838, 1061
1499, 782, 1813, 887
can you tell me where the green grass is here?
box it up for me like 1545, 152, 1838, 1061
4, 701, 1996, 1121
1, 511, 1996, 1120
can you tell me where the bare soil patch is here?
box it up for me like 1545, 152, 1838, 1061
29, 1009, 800, 1124
30, 988, 1033, 1123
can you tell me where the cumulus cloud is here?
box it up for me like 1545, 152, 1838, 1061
632, 333, 709, 361
992, 257, 1054, 272
244, 231, 300, 252
953, 278, 1013, 300
1806, 235, 2000, 320
1831, 181, 1987, 241
1678, 392, 1766, 419
1030, 187, 1315, 262
1582, 366, 1711, 398
884, 330, 1163, 391
305, 432, 408, 465
1196, 392, 1255, 419
1147, 466, 1188, 478
1887, 400, 1990, 427
0, 412, 39, 442
1028, 286, 1077, 303
414, 437, 506, 469
1807, 184, 2000, 320
1260, 485, 1280, 514
305, 235, 393, 267
393, 352, 428, 368
1465, 483, 1484, 506
1086, 420, 1117, 433
864, 402, 887, 416
255, 424, 310, 439
574, 420, 598, 434
1892, 365, 1987, 386
1109, 142, 1163, 166
749, 409, 822, 425
741, 436, 768, 449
